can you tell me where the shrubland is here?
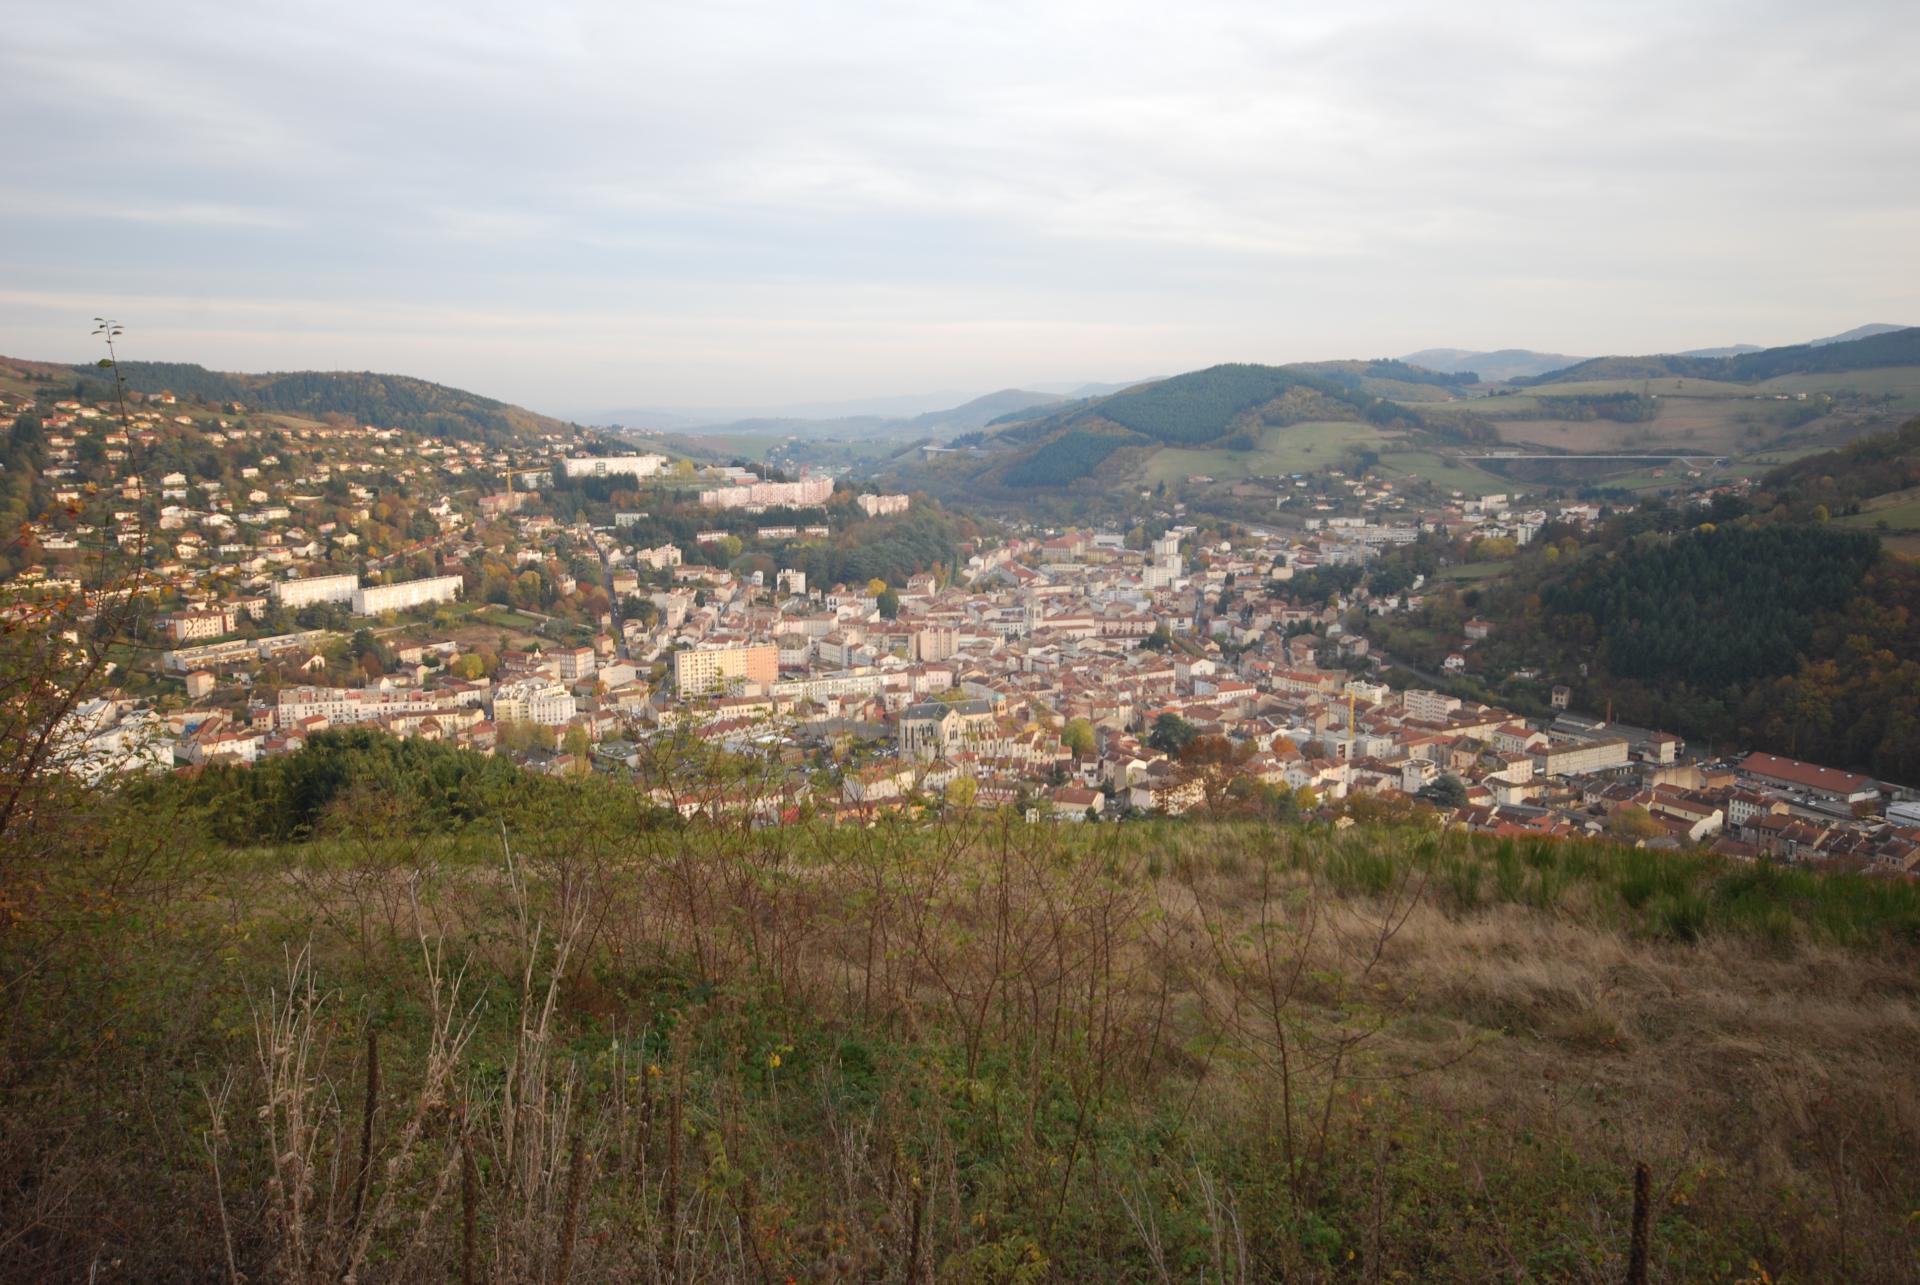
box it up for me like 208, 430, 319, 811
2, 735, 1918, 1282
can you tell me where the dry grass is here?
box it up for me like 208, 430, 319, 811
4, 810, 1919, 1281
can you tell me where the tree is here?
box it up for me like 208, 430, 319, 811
1146, 713, 1196, 756
1417, 773, 1468, 808
562, 724, 591, 769
867, 577, 888, 597
1062, 718, 1096, 757
876, 587, 900, 620
1609, 805, 1662, 840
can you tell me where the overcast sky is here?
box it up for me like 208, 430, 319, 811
3, 0, 1916, 416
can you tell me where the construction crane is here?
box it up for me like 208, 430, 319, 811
500, 466, 552, 490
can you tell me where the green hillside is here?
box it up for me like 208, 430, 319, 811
878, 360, 1520, 510
1756, 418, 1920, 513
1010, 363, 1357, 447
59, 359, 581, 445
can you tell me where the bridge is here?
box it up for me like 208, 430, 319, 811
1462, 452, 1722, 465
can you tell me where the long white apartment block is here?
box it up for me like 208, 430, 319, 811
352, 575, 463, 615
561, 454, 667, 479
272, 573, 359, 609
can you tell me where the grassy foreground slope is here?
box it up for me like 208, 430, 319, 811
2, 740, 1917, 1282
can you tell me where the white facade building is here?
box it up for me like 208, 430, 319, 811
492, 679, 577, 727
352, 575, 463, 615
273, 573, 359, 609
562, 454, 667, 479
697, 477, 834, 510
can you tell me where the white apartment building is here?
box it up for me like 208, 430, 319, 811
1404, 689, 1462, 723
352, 575, 463, 615
768, 670, 887, 705
273, 573, 359, 609
696, 477, 834, 510
634, 543, 682, 571
561, 454, 667, 479
492, 679, 577, 727
276, 685, 445, 727
856, 493, 910, 517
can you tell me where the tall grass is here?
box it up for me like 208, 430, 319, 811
3, 795, 1918, 1281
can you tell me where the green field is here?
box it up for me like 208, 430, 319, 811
1134, 420, 1395, 484
1433, 559, 1516, 582
1836, 487, 1920, 533
1757, 367, 1920, 409
1376, 448, 1510, 496
1523, 376, 1754, 398
472, 606, 569, 633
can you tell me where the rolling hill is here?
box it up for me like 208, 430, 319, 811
886, 361, 1491, 502
45, 358, 583, 446
887, 326, 1920, 513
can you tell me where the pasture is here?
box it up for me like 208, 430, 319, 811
1134, 419, 1396, 484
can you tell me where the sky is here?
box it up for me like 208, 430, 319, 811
3, 0, 1917, 418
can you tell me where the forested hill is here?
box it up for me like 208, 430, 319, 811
1754, 417, 1920, 516
1452, 517, 1920, 782
1512, 326, 1920, 386
1538, 524, 1882, 693
59, 359, 582, 446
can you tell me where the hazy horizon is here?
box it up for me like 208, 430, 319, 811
4, 0, 1916, 414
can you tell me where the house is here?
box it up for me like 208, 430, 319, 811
843, 762, 917, 805
1048, 786, 1104, 821
1128, 762, 1203, 815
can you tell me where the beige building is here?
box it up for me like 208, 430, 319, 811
674, 643, 779, 695
912, 625, 958, 663
1531, 738, 1630, 778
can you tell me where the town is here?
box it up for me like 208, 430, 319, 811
8, 377, 1916, 876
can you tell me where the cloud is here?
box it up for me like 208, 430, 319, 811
2, 0, 1915, 406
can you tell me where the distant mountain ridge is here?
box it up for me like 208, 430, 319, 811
1398, 347, 1589, 381
600, 388, 1067, 444
1809, 323, 1912, 347
908, 389, 1064, 433
1513, 326, 1920, 386
1401, 325, 1913, 384
56, 359, 580, 446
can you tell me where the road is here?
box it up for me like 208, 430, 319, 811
593, 537, 631, 661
